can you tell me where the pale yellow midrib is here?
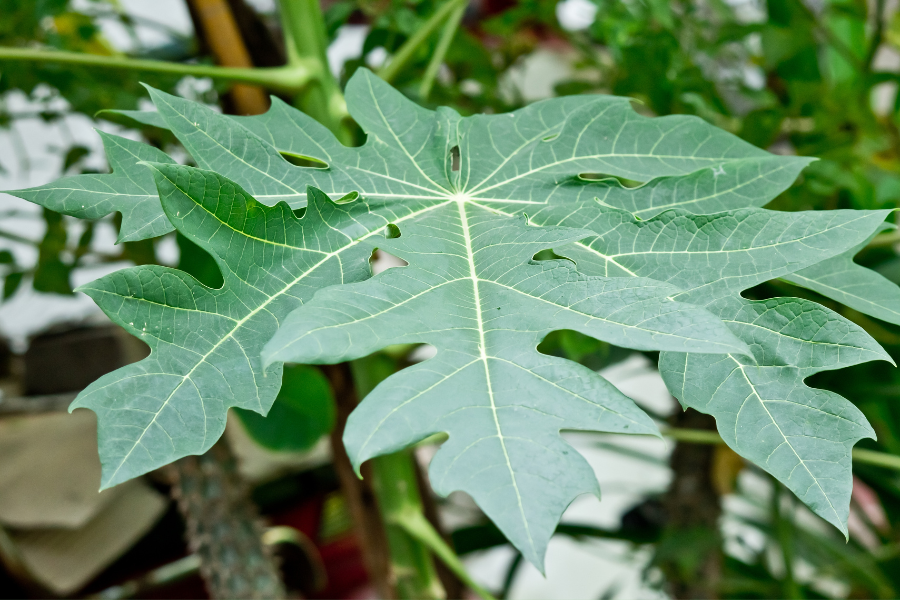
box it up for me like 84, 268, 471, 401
456, 199, 537, 557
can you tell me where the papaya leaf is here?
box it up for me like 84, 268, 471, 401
529, 198, 892, 533
9, 132, 175, 243
657, 297, 889, 535
17, 68, 880, 566
263, 204, 749, 568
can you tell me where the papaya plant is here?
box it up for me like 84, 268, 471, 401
4, 0, 900, 596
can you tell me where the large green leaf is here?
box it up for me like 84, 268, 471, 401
9, 132, 175, 243
529, 198, 892, 532
262, 203, 749, 567
589, 155, 814, 218
19, 69, 878, 566
529, 203, 886, 302
72, 166, 375, 488
141, 70, 808, 216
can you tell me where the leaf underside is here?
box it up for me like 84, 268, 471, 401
15, 68, 895, 566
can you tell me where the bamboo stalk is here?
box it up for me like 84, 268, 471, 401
188, 0, 269, 114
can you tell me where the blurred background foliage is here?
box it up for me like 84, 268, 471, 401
2, 0, 900, 598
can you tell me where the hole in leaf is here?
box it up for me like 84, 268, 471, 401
176, 232, 224, 289
370, 249, 408, 275
578, 173, 644, 188
334, 191, 359, 204
532, 248, 575, 263
408, 344, 437, 362
450, 145, 460, 172
280, 152, 329, 169
542, 133, 559, 142
537, 329, 629, 370
385, 223, 401, 239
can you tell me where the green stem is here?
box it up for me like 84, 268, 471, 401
378, 0, 468, 84
865, 0, 887, 73
350, 354, 446, 599
371, 452, 446, 599
418, 1, 466, 101
393, 508, 496, 600
0, 47, 317, 95
661, 427, 900, 472
660, 427, 723, 446
278, 0, 351, 141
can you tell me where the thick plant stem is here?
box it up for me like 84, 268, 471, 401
378, 0, 468, 85
168, 438, 286, 600
0, 47, 315, 94
278, 0, 351, 141
392, 504, 496, 600
372, 452, 447, 599
418, 1, 466, 101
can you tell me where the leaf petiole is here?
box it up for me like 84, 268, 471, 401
0, 47, 319, 95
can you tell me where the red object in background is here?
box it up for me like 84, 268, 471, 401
271, 495, 373, 599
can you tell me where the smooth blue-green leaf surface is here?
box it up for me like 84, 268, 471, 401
784, 227, 900, 326
658, 295, 889, 533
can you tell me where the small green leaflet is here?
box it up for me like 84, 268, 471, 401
528, 198, 891, 532
262, 203, 748, 567
9, 132, 176, 243
658, 298, 888, 534
13, 68, 887, 566
784, 226, 900, 326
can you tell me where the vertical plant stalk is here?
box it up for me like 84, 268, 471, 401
657, 408, 724, 600
349, 354, 447, 599
418, 1, 466, 101
321, 362, 397, 599
168, 439, 286, 600
188, 0, 270, 114
372, 452, 447, 599
413, 461, 465, 598
278, 0, 350, 141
